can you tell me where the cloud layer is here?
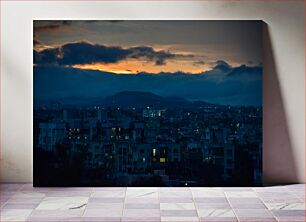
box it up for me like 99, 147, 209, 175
34, 41, 192, 66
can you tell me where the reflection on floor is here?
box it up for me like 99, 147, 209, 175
0, 184, 304, 222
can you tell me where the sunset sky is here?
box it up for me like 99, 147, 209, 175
34, 20, 262, 74
33, 20, 263, 106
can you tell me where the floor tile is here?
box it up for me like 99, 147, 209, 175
126, 188, 158, 198
125, 203, 160, 209
1, 184, 24, 191
194, 197, 228, 203
86, 202, 123, 209
122, 209, 160, 217
0, 209, 32, 221
36, 196, 88, 210
122, 217, 161, 221
198, 209, 235, 217
200, 217, 238, 221
222, 188, 252, 192
272, 209, 305, 217
27, 217, 83, 221
125, 197, 159, 203
89, 197, 124, 203
83, 209, 123, 217
225, 191, 258, 198
237, 218, 277, 222
44, 191, 91, 197
258, 192, 301, 203
2, 203, 39, 209
159, 190, 192, 198
234, 209, 274, 218
29, 209, 84, 218
159, 187, 190, 192
162, 216, 199, 222
276, 218, 306, 222
160, 197, 194, 203
228, 198, 263, 204
161, 209, 198, 217
230, 202, 266, 209
7, 197, 44, 204
196, 203, 231, 209
265, 202, 305, 210
83, 217, 121, 222
191, 188, 225, 197
11, 191, 45, 199
160, 203, 196, 210
91, 190, 125, 198
253, 186, 290, 193
91, 187, 126, 191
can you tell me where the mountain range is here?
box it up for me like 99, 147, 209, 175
34, 64, 262, 106
95, 91, 214, 108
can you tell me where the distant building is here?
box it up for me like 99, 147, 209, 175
38, 122, 66, 151
142, 107, 165, 118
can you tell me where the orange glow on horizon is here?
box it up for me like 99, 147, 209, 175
72, 64, 134, 74
71, 59, 209, 74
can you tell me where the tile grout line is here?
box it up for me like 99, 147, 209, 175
190, 187, 200, 222
158, 187, 161, 222
80, 186, 93, 222
252, 187, 280, 222
22, 185, 47, 221
224, 189, 240, 222
120, 187, 127, 222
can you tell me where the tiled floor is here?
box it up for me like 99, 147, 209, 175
0, 184, 304, 222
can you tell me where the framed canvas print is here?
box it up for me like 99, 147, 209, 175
33, 20, 263, 186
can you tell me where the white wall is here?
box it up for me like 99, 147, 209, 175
1, 1, 305, 184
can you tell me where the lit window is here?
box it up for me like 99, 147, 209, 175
142, 157, 146, 162
152, 148, 156, 156
160, 158, 166, 163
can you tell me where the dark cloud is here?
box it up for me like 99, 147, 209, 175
129, 46, 177, 66
227, 64, 262, 78
213, 60, 232, 72
34, 42, 190, 66
59, 42, 130, 65
201, 60, 262, 81
34, 48, 61, 65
